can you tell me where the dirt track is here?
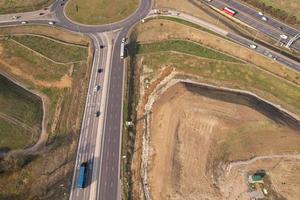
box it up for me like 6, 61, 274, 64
147, 82, 300, 200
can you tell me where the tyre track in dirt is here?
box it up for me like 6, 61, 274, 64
0, 111, 37, 133
227, 154, 300, 173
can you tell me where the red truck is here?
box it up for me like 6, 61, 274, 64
222, 7, 237, 16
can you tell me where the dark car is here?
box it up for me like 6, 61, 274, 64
98, 68, 103, 73
96, 111, 100, 117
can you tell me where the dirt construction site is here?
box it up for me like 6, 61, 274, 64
145, 82, 300, 200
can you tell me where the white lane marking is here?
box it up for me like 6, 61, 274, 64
84, 34, 103, 200
95, 31, 121, 200
69, 33, 100, 200
90, 33, 113, 200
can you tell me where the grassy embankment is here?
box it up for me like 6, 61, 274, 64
0, 27, 91, 200
138, 41, 300, 114
65, 0, 139, 25
0, 0, 54, 14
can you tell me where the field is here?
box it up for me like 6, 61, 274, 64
0, 26, 91, 200
65, 0, 139, 25
148, 82, 300, 199
126, 18, 300, 199
0, 75, 42, 151
0, 0, 54, 14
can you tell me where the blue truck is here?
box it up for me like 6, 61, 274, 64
77, 162, 87, 188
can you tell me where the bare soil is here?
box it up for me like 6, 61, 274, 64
147, 82, 300, 200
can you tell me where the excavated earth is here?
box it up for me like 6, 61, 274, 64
147, 82, 300, 200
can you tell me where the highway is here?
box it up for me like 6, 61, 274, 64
204, 0, 300, 51
0, 0, 299, 200
0, 0, 152, 199
69, 33, 107, 200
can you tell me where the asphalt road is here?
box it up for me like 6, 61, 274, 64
68, 33, 107, 200
51, 0, 151, 33
51, 0, 152, 200
205, 0, 300, 51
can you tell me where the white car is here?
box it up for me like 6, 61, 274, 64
261, 16, 268, 21
21, 21, 27, 24
258, 12, 263, 16
48, 21, 55, 25
280, 34, 288, 40
11, 15, 20, 20
250, 44, 257, 49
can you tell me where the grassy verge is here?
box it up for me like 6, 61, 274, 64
1, 39, 69, 81
137, 40, 242, 63
122, 33, 140, 200
65, 0, 139, 25
0, 0, 54, 14
12, 35, 88, 63
153, 16, 219, 36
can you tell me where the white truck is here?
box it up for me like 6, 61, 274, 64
120, 38, 126, 59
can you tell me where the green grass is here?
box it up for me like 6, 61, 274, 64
0, 119, 33, 150
0, 75, 42, 150
140, 51, 300, 114
1, 39, 69, 81
0, 75, 43, 127
0, 0, 54, 14
65, 0, 139, 25
137, 40, 242, 63
12, 35, 88, 63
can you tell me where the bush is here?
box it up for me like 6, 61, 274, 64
0, 154, 37, 174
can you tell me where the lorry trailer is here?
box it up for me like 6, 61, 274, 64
77, 162, 87, 188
